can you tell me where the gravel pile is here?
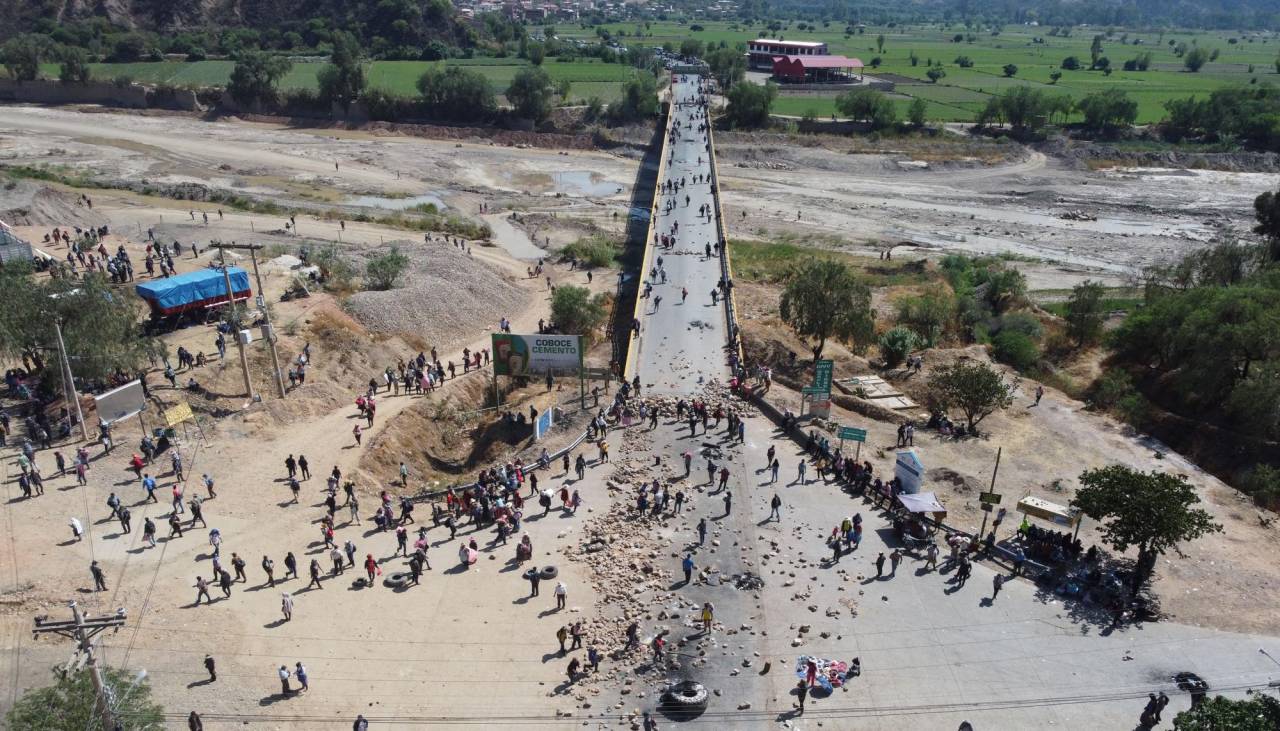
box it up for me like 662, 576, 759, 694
345, 239, 531, 350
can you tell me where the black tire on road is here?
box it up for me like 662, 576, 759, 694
383, 572, 411, 588
664, 680, 708, 709
539, 565, 558, 581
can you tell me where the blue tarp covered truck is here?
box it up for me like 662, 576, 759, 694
134, 267, 252, 318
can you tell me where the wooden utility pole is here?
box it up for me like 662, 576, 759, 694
53, 320, 90, 441
979, 446, 1002, 540
32, 601, 127, 731
216, 247, 255, 400
213, 243, 286, 398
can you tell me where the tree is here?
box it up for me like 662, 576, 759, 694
506, 66, 555, 123
1076, 88, 1138, 132
1072, 466, 1221, 596
876, 33, 885, 53
927, 360, 1015, 432
779, 259, 875, 362
1254, 188, 1280, 262
365, 246, 409, 290
1090, 34, 1104, 66
679, 39, 704, 58
1049, 70, 1062, 84
1173, 694, 1280, 730
527, 42, 545, 65
2, 36, 40, 81
1002, 63, 1017, 77
607, 72, 658, 123
879, 326, 917, 367
1061, 55, 1081, 70
1184, 46, 1210, 72
926, 67, 946, 83
835, 88, 896, 129
896, 290, 954, 345
954, 55, 974, 68
705, 46, 747, 89
1064, 279, 1105, 347
6, 666, 164, 730
58, 46, 91, 84
227, 51, 293, 108
723, 81, 776, 128
551, 285, 607, 343
417, 66, 495, 122
316, 31, 366, 110
908, 97, 927, 127
0, 266, 164, 390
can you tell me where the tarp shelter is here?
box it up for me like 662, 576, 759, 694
898, 491, 946, 518
894, 449, 924, 494
135, 267, 251, 317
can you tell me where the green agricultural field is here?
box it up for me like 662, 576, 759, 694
562, 21, 1280, 123
38, 58, 633, 101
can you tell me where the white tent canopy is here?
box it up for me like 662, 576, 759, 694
897, 491, 946, 516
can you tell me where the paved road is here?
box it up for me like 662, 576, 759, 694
633, 74, 730, 396
620, 75, 1280, 730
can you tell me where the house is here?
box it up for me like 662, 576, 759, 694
747, 39, 828, 70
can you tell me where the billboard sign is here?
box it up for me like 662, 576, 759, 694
491, 334, 583, 376
93, 380, 146, 425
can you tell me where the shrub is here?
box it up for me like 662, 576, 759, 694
993, 312, 1042, 340
1241, 465, 1280, 511
992, 330, 1040, 370
560, 236, 619, 268
364, 247, 409, 290
551, 285, 608, 342
879, 326, 918, 367
1091, 369, 1135, 409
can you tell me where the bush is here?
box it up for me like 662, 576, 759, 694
1241, 465, 1280, 511
186, 47, 207, 62
365, 246, 410, 290
560, 236, 619, 268
879, 326, 918, 367
551, 285, 608, 342
992, 330, 1040, 370
1091, 369, 1135, 408
1061, 55, 1081, 70
993, 312, 1042, 340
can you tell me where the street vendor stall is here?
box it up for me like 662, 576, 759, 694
893, 491, 946, 549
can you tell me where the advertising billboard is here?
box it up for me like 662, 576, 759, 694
491, 334, 583, 376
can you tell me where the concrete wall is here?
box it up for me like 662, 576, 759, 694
0, 79, 200, 111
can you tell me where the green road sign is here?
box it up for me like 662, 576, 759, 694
838, 427, 867, 442
813, 359, 834, 392
979, 491, 1002, 505
801, 386, 828, 396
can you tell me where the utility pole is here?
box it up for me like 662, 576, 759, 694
53, 320, 90, 441
32, 601, 127, 731
217, 247, 255, 400
213, 243, 286, 398
978, 446, 1002, 540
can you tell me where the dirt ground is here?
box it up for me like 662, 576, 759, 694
1, 103, 1278, 725
736, 281, 1280, 636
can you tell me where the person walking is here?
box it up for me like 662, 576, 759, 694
795, 680, 809, 714
925, 542, 939, 571
682, 554, 694, 584
218, 569, 232, 598
700, 602, 714, 633
295, 662, 309, 692
722, 491, 732, 515
769, 494, 782, 521
203, 655, 216, 682
875, 552, 886, 578
554, 580, 567, 609
796, 460, 807, 485
364, 554, 381, 585
889, 549, 902, 576
697, 518, 707, 544
281, 592, 294, 621
556, 625, 569, 654
91, 561, 107, 591
194, 576, 212, 605
232, 553, 247, 582
299, 455, 310, 480
307, 559, 324, 589
284, 552, 298, 580
262, 556, 276, 586
188, 711, 204, 730
991, 574, 1005, 602
68, 516, 83, 542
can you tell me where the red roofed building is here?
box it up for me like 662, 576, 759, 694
771, 55, 864, 83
